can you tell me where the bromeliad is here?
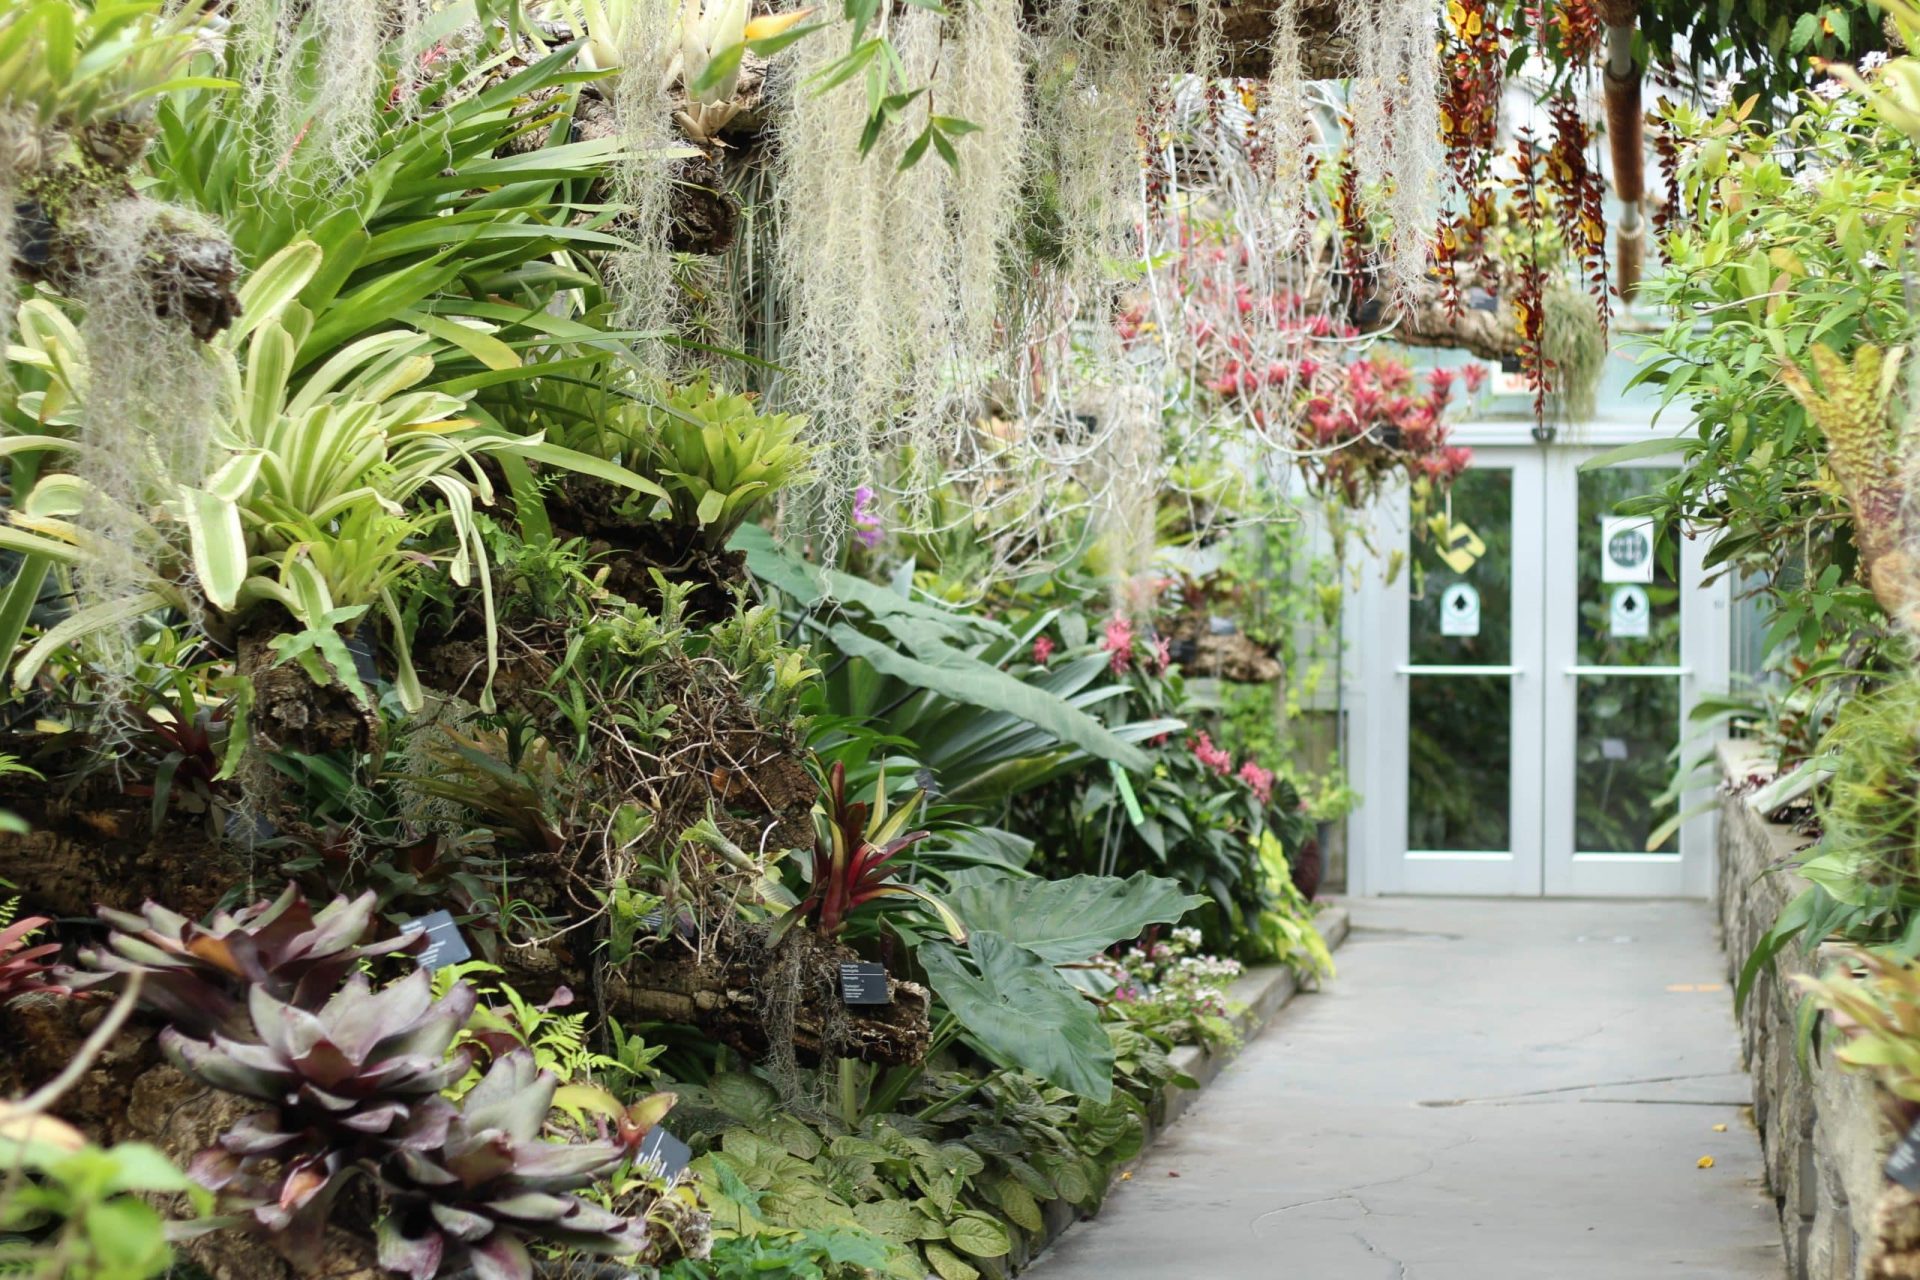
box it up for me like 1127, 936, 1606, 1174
776, 762, 965, 943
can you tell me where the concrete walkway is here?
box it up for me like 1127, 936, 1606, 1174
1029, 898, 1785, 1280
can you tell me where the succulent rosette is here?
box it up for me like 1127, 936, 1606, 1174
375, 1051, 644, 1280
165, 967, 477, 1249
77, 884, 423, 1035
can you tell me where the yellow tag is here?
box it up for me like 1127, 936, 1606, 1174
1435, 522, 1486, 575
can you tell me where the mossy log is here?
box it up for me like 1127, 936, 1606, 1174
606, 939, 933, 1068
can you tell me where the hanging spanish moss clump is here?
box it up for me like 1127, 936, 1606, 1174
69, 199, 225, 718
1260, 0, 1320, 255
609, 0, 684, 373
1344, 0, 1443, 306
770, 1, 1029, 549
229, 0, 429, 186
944, 0, 1028, 374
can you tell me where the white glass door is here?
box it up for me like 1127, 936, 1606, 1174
1541, 451, 1724, 896
1351, 442, 1726, 897
1369, 448, 1547, 895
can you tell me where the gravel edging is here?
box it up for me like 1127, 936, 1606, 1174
1012, 905, 1352, 1271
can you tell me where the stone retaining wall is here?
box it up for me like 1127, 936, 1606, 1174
1718, 742, 1892, 1280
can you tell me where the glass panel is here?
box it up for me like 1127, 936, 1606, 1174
1410, 467, 1512, 665
1574, 675, 1680, 853
1408, 675, 1512, 851
1578, 466, 1680, 667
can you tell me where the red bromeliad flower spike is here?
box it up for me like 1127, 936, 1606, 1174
776, 762, 966, 944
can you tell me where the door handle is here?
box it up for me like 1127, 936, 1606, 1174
1396, 664, 1524, 676
1562, 665, 1691, 677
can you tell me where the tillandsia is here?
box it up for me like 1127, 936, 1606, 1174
775, 762, 965, 943
75, 885, 422, 1037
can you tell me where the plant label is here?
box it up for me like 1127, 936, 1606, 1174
1609, 585, 1650, 638
1439, 581, 1480, 637
1601, 516, 1656, 583
399, 909, 472, 972
1888, 1117, 1920, 1190
839, 962, 891, 1006
637, 1126, 692, 1179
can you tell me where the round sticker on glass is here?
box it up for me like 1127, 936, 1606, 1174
1601, 516, 1656, 584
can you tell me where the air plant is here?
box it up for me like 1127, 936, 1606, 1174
775, 763, 966, 943
672, 0, 816, 145
0, 917, 68, 1001
75, 886, 422, 1037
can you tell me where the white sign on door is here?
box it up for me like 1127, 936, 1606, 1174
1601, 516, 1656, 583
1609, 584, 1650, 638
1439, 581, 1480, 636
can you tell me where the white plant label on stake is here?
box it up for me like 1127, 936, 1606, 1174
1439, 581, 1480, 637
1600, 516, 1656, 583
1609, 584, 1650, 638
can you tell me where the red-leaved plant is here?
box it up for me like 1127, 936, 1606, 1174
0, 916, 68, 1000
776, 763, 966, 944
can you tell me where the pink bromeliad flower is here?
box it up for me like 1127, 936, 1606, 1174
1102, 614, 1135, 675
1151, 635, 1173, 675
1032, 634, 1056, 666
1191, 732, 1233, 776
1238, 760, 1274, 806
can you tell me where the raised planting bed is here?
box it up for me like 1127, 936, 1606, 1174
1717, 740, 1892, 1280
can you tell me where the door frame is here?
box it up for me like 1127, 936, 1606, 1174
1346, 427, 1729, 898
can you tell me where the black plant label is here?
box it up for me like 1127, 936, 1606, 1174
638, 1127, 691, 1179
399, 909, 472, 972
839, 962, 890, 1006
1888, 1117, 1920, 1190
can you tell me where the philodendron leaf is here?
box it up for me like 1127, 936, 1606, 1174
938, 869, 1206, 965
918, 931, 1113, 1102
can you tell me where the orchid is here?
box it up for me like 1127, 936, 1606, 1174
851, 484, 883, 549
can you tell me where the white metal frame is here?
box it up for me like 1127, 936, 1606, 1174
1348, 424, 1730, 898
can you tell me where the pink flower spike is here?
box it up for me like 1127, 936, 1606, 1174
1237, 760, 1274, 806
1033, 634, 1056, 666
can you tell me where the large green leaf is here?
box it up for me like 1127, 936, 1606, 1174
939, 870, 1206, 965
918, 932, 1114, 1101
827, 624, 1148, 774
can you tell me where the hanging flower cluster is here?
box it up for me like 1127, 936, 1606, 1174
1435, 0, 1508, 317
1298, 357, 1473, 507
1124, 222, 1471, 516
1547, 96, 1611, 336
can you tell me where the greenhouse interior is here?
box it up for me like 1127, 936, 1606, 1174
2, 0, 1918, 1276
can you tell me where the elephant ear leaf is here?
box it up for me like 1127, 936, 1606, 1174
938, 870, 1206, 965
918, 931, 1113, 1102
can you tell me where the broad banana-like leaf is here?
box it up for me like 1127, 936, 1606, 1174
826, 624, 1149, 774
918, 931, 1114, 1102
937, 869, 1206, 965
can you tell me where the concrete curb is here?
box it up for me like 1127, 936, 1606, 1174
1012, 905, 1353, 1272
